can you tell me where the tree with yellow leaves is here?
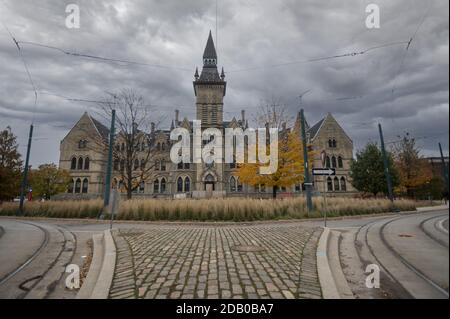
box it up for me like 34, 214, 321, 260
236, 130, 309, 198
392, 133, 432, 198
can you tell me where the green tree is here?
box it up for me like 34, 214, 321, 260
29, 163, 71, 200
350, 142, 399, 196
0, 126, 22, 202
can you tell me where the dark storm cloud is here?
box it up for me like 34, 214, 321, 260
0, 0, 448, 167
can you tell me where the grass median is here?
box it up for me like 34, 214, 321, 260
0, 197, 422, 222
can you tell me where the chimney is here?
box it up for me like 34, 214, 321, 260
151, 122, 155, 134
175, 109, 179, 124
241, 110, 245, 123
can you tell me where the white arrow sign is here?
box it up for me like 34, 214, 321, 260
312, 168, 336, 176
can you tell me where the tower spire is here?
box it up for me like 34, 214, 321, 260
203, 30, 217, 66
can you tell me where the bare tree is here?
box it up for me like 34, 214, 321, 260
254, 97, 293, 129
99, 89, 162, 199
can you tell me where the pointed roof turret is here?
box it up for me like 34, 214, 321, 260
203, 30, 217, 61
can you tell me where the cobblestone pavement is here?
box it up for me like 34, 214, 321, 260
109, 224, 323, 299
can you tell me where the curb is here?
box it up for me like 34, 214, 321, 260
76, 229, 116, 299
316, 227, 340, 299
416, 205, 449, 212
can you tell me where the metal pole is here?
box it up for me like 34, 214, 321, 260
19, 124, 33, 215
300, 109, 313, 214
378, 123, 394, 203
439, 143, 449, 195
103, 109, 116, 208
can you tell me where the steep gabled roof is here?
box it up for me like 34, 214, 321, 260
307, 118, 324, 140
90, 116, 110, 140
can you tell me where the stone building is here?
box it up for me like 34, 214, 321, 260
59, 32, 355, 199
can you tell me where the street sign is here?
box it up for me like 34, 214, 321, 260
312, 168, 336, 176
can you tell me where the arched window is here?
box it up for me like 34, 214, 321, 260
77, 157, 83, 170
75, 178, 81, 193
134, 159, 139, 170
340, 177, 347, 191
328, 139, 333, 148
334, 177, 340, 191
338, 156, 343, 168
327, 177, 333, 192
160, 178, 166, 193
184, 177, 190, 192
326, 156, 331, 168
71, 157, 77, 170
155, 160, 160, 171
230, 176, 236, 192
82, 178, 89, 193
259, 184, 266, 193
177, 177, 183, 192
331, 156, 337, 168
153, 180, 159, 193
68, 179, 74, 193
332, 139, 337, 148
237, 178, 243, 192
84, 157, 90, 170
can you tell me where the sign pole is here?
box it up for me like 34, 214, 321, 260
300, 109, 313, 214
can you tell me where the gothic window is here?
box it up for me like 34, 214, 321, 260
332, 139, 337, 148
161, 161, 166, 171
84, 157, 90, 170
230, 176, 236, 192
77, 157, 83, 170
160, 178, 166, 193
327, 177, 333, 192
177, 177, 183, 193
328, 139, 333, 148
155, 160, 160, 171
75, 178, 81, 193
184, 177, 190, 192
68, 179, 74, 193
340, 177, 347, 191
326, 156, 331, 168
334, 177, 340, 191
259, 184, 266, 193
338, 156, 343, 168
71, 157, 77, 170
82, 178, 89, 194
237, 179, 243, 192
331, 156, 337, 168
153, 180, 159, 194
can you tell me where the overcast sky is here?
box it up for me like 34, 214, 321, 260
0, 0, 448, 167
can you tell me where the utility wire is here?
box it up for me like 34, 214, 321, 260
17, 41, 194, 72
226, 41, 410, 73
1, 20, 38, 124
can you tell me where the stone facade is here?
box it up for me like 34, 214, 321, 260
59, 32, 355, 199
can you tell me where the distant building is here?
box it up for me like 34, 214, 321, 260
59, 32, 355, 198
